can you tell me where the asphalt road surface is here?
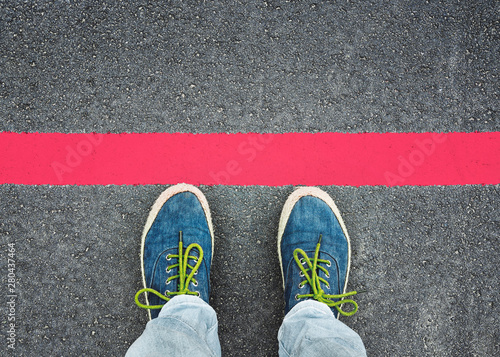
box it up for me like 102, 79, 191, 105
1, 1, 498, 356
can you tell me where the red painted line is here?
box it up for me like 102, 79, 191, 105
0, 132, 498, 186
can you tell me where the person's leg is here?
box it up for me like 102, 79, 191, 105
277, 187, 367, 357
278, 300, 365, 357
126, 184, 221, 357
126, 295, 220, 356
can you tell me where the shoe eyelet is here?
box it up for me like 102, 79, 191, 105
194, 270, 198, 275
325, 272, 330, 278
196, 292, 201, 297
299, 271, 304, 277
166, 267, 171, 273
300, 258, 305, 265
166, 279, 171, 285
298, 283, 305, 289
326, 260, 332, 267
295, 294, 300, 301
164, 290, 171, 295
192, 281, 198, 287
166, 255, 172, 261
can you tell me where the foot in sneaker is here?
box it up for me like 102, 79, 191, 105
278, 187, 358, 318
134, 184, 214, 319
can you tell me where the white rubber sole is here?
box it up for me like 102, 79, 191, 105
277, 186, 352, 318
140, 183, 214, 320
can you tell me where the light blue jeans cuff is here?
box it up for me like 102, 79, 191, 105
278, 300, 367, 357
127, 297, 366, 357
125, 295, 221, 357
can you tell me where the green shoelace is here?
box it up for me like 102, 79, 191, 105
293, 234, 359, 317
135, 231, 203, 310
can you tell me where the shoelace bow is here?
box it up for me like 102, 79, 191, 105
293, 234, 359, 316
135, 231, 203, 310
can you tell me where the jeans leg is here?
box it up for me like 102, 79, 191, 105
278, 300, 367, 357
126, 295, 221, 357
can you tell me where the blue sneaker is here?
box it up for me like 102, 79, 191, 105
278, 187, 358, 318
134, 184, 214, 319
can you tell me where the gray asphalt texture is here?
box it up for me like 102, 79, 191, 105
0, 1, 499, 356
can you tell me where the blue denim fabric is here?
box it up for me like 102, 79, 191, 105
126, 296, 366, 356
126, 295, 221, 357
280, 196, 350, 316
144, 191, 213, 318
278, 300, 367, 357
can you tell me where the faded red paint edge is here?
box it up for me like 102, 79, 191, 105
0, 132, 498, 186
